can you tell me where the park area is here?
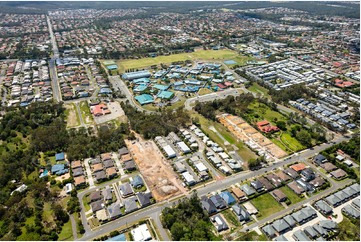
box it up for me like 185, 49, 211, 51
125, 137, 187, 202
105, 49, 253, 73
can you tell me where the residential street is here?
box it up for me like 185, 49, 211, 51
46, 15, 62, 103
77, 134, 349, 241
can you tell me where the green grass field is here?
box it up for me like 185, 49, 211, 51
248, 102, 287, 124
251, 193, 284, 220
82, 195, 90, 212
337, 215, 360, 241
248, 83, 270, 98
221, 209, 241, 227
280, 186, 304, 204
79, 101, 94, 125
58, 219, 73, 241
109, 49, 251, 72
280, 132, 305, 151
235, 230, 268, 241
198, 88, 213, 95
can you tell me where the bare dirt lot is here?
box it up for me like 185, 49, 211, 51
125, 137, 187, 202
218, 114, 287, 159
64, 103, 79, 128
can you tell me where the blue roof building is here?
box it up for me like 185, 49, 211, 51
99, 88, 113, 95
122, 70, 151, 80
153, 84, 169, 91
157, 91, 174, 100
131, 175, 144, 188
106, 233, 126, 241
133, 78, 150, 85
106, 64, 118, 70
220, 191, 236, 205
133, 84, 148, 92
55, 152, 65, 161
51, 164, 68, 175
135, 94, 154, 105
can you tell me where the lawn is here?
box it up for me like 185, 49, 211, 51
248, 101, 287, 124
280, 132, 305, 152
198, 88, 213, 96
248, 83, 270, 98
251, 193, 284, 220
43, 202, 54, 230
58, 220, 73, 241
113, 49, 251, 72
235, 230, 268, 241
337, 215, 360, 241
18, 216, 41, 240
82, 195, 90, 211
73, 212, 83, 238
280, 186, 304, 204
221, 209, 241, 227
271, 138, 292, 154
79, 101, 94, 124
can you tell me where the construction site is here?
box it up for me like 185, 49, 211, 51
125, 137, 187, 202
217, 113, 288, 160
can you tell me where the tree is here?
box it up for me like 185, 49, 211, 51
296, 130, 312, 147
276, 121, 287, 131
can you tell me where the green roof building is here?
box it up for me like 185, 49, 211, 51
135, 94, 154, 105
157, 91, 174, 100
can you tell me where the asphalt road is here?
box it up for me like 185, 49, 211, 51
70, 214, 78, 240
77, 134, 349, 241
46, 16, 62, 103
109, 76, 155, 114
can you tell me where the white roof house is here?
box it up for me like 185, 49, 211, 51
177, 142, 191, 154
182, 172, 196, 185
131, 224, 152, 241
163, 145, 176, 158
195, 162, 208, 172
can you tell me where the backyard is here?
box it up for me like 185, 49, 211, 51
250, 193, 284, 220
279, 186, 304, 204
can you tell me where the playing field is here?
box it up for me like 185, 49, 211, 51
107, 49, 252, 72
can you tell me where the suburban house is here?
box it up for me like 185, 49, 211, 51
232, 204, 251, 222
271, 189, 287, 203
250, 180, 265, 192
219, 191, 236, 205
120, 182, 134, 198
231, 187, 247, 201
314, 200, 333, 215
131, 175, 144, 189
210, 214, 229, 232
137, 192, 152, 207
201, 196, 217, 215
241, 184, 256, 196
210, 194, 227, 209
